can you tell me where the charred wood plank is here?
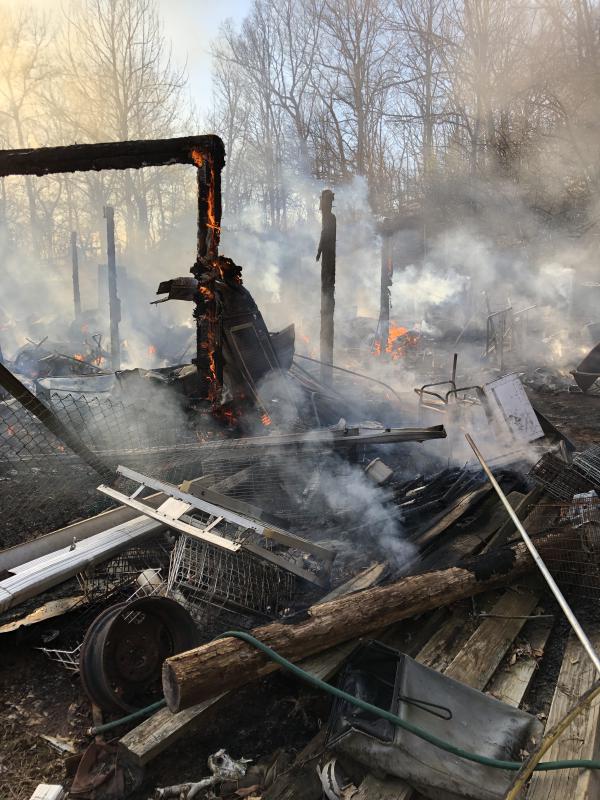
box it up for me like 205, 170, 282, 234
526, 629, 600, 800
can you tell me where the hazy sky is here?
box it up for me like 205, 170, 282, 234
23, 0, 252, 115
159, 0, 251, 113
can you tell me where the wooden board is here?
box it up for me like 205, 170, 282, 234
414, 486, 492, 548
444, 584, 541, 687
486, 486, 544, 552
486, 617, 553, 707
527, 629, 600, 800
416, 491, 526, 573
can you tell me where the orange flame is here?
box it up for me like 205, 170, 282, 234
374, 323, 415, 359
386, 324, 409, 353
73, 353, 85, 362
191, 148, 220, 248
148, 345, 157, 355
261, 412, 272, 426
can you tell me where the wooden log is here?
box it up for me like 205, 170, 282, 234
162, 533, 566, 712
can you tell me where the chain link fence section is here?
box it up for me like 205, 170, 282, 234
0, 368, 204, 547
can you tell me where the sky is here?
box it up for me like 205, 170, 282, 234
23, 0, 252, 116
158, 0, 251, 114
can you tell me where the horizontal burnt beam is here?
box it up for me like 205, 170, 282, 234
0, 135, 225, 177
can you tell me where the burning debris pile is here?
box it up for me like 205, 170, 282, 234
3, 136, 600, 800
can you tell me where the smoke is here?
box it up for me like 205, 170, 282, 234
221, 174, 380, 341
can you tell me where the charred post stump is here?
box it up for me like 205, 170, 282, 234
103, 206, 121, 372
161, 533, 571, 712
70, 231, 81, 321
376, 220, 393, 354
316, 189, 336, 385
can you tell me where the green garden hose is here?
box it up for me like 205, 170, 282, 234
218, 630, 600, 773
90, 630, 600, 776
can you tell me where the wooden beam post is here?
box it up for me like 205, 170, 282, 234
376, 221, 393, 354
70, 231, 81, 320
316, 189, 336, 384
103, 206, 121, 371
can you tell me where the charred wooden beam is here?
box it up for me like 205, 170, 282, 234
161, 531, 569, 712
376, 223, 393, 353
0, 134, 226, 397
0, 135, 225, 178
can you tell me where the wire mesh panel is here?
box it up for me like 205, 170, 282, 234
529, 452, 592, 500
528, 498, 600, 602
0, 372, 224, 546
166, 535, 297, 620
573, 445, 600, 488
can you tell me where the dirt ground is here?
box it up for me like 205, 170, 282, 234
0, 629, 327, 799
0, 386, 598, 799
528, 388, 600, 447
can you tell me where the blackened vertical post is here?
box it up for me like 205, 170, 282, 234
316, 189, 336, 384
103, 206, 121, 371
70, 230, 81, 320
377, 221, 393, 354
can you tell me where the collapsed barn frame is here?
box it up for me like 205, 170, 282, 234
0, 135, 226, 401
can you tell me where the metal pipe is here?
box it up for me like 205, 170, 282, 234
465, 432, 600, 675
293, 353, 404, 407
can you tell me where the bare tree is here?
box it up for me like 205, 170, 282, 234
56, 0, 194, 257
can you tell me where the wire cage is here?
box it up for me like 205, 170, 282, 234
573, 444, 600, 488
166, 535, 297, 622
38, 537, 169, 672
529, 452, 593, 500
528, 497, 600, 602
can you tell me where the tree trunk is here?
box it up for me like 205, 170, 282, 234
162, 532, 567, 712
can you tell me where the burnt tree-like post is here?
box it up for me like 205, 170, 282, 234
376, 221, 394, 354
190, 149, 224, 402
103, 206, 121, 372
316, 189, 336, 384
70, 230, 82, 320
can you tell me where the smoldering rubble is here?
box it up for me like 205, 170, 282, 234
2, 129, 600, 800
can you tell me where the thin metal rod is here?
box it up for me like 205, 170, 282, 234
465, 432, 600, 675
294, 353, 403, 406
